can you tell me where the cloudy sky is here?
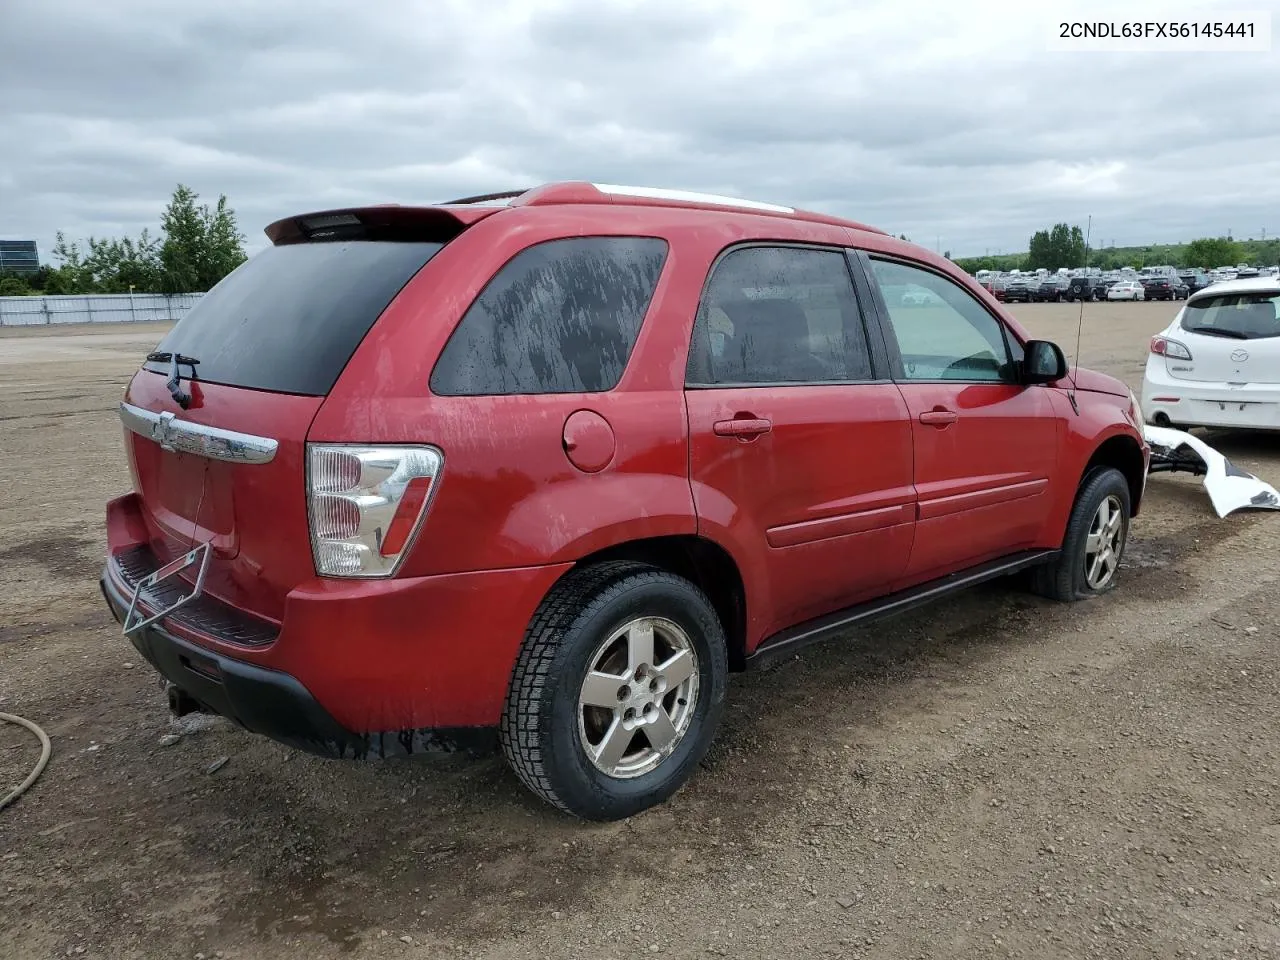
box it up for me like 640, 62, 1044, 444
2, 0, 1278, 262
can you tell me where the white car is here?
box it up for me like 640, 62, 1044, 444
1142, 276, 1280, 430
1108, 281, 1145, 301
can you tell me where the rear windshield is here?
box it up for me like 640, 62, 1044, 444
144, 241, 442, 395
1181, 293, 1280, 340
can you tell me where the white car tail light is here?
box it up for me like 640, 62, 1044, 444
1150, 336, 1193, 360
307, 444, 443, 578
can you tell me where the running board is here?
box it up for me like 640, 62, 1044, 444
746, 549, 1059, 671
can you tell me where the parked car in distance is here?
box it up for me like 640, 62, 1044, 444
1178, 270, 1211, 294
1143, 276, 1280, 430
1002, 276, 1038, 303
99, 181, 1151, 820
1108, 280, 1146, 301
1140, 276, 1185, 301
1035, 276, 1072, 302
1066, 276, 1105, 302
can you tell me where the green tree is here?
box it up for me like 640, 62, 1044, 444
0, 275, 33, 296
1025, 223, 1088, 270
159, 184, 247, 292
49, 233, 97, 293
86, 232, 162, 293
1184, 237, 1242, 269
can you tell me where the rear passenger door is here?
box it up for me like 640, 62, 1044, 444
685, 245, 916, 642
858, 254, 1063, 584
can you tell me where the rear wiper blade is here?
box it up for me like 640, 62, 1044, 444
1183, 326, 1248, 339
145, 352, 200, 409
146, 351, 200, 366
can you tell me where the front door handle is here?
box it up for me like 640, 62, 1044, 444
918, 409, 958, 427
713, 417, 772, 439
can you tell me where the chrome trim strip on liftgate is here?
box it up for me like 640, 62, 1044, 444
119, 402, 279, 465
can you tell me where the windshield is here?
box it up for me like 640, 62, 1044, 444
1182, 293, 1280, 340
144, 240, 443, 395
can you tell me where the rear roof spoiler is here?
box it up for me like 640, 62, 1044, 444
265, 204, 503, 245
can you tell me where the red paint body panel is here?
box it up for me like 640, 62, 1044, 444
686, 383, 916, 644
105, 492, 569, 730
122, 373, 324, 621
103, 190, 1150, 743
892, 382, 1063, 584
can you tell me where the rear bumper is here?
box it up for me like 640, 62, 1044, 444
101, 569, 498, 758
1142, 360, 1280, 430
102, 493, 573, 751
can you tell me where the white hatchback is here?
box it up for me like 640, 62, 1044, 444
1142, 277, 1280, 430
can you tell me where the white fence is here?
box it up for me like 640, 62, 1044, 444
0, 293, 204, 327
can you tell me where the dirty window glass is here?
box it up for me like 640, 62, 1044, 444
1181, 294, 1280, 340
430, 237, 668, 395
144, 241, 442, 395
687, 246, 873, 385
869, 258, 1016, 382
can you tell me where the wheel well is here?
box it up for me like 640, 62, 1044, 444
573, 536, 748, 671
1084, 435, 1146, 516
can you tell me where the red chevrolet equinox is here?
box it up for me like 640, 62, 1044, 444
101, 182, 1149, 820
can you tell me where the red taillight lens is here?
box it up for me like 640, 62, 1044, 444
1150, 336, 1193, 361
380, 476, 433, 557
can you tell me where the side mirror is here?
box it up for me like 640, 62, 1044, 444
1023, 339, 1068, 384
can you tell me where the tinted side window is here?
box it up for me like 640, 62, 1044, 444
687, 246, 873, 385
869, 258, 1016, 382
430, 237, 667, 396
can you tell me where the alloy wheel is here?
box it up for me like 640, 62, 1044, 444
1084, 494, 1124, 590
577, 617, 700, 779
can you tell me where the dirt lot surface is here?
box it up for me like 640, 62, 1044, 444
2, 303, 1279, 959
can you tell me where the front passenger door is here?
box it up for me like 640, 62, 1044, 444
861, 255, 1065, 586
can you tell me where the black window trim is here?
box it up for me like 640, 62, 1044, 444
683, 240, 893, 390
428, 233, 670, 398
852, 250, 1027, 386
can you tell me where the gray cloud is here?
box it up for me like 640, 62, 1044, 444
2, 0, 1278, 262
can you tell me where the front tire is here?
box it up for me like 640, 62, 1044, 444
1031, 467, 1131, 602
500, 562, 728, 820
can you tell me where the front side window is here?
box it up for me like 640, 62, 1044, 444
869, 258, 1018, 382
430, 236, 668, 396
686, 246, 873, 385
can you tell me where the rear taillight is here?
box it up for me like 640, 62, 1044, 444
1150, 336, 1193, 361
306, 444, 443, 578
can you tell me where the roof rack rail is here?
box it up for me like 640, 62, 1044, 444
443, 189, 531, 205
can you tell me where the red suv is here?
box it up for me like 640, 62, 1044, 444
101, 182, 1149, 820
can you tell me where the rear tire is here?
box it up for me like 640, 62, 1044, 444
1030, 467, 1131, 602
500, 562, 728, 820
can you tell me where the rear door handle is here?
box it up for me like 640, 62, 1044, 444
713, 417, 772, 439
918, 409, 958, 427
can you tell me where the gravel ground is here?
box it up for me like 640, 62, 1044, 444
1, 302, 1278, 959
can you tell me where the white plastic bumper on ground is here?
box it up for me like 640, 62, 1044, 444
1144, 425, 1280, 517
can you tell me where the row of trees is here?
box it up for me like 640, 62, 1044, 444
0, 185, 247, 297
954, 227, 1280, 275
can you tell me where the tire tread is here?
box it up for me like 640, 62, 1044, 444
500, 561, 707, 814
